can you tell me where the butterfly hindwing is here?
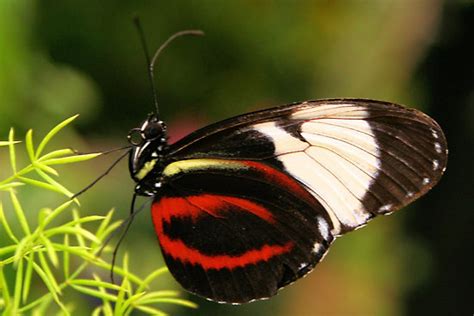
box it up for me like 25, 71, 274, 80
152, 159, 333, 303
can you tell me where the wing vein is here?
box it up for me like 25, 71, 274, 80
301, 130, 422, 191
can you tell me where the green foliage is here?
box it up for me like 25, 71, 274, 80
0, 116, 197, 315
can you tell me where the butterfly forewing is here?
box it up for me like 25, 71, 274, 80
149, 98, 447, 303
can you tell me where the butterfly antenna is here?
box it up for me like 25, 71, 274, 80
133, 16, 204, 116
70, 144, 132, 156
71, 148, 131, 199
109, 193, 136, 283
107, 193, 152, 284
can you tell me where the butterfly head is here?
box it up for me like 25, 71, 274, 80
128, 113, 168, 196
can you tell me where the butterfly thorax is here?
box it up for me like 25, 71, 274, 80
128, 114, 169, 196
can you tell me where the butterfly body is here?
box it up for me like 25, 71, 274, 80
128, 114, 170, 196
128, 98, 447, 304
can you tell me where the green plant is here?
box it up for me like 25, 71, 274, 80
0, 116, 197, 315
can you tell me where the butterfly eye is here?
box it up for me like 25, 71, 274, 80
143, 120, 164, 140
127, 128, 144, 146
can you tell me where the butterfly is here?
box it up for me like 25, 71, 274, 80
127, 97, 447, 304
119, 21, 448, 304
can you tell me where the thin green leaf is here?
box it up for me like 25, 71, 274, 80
70, 284, 118, 302
92, 275, 115, 315
31, 273, 70, 315
0, 265, 11, 308
102, 300, 114, 316
18, 176, 64, 194
134, 305, 168, 316
0, 182, 25, 191
95, 209, 115, 238
92, 306, 103, 316
121, 253, 131, 292
35, 169, 75, 200
42, 200, 74, 228
53, 296, 71, 316
118, 292, 146, 315
60, 215, 105, 229
63, 235, 70, 279
25, 129, 35, 162
114, 253, 132, 316
115, 299, 129, 316
44, 226, 100, 244
19, 293, 52, 313
13, 256, 24, 311
95, 263, 143, 286
114, 302, 126, 316
33, 162, 59, 176
0, 140, 20, 146
47, 243, 145, 288
137, 267, 169, 292
37, 149, 74, 161
52, 243, 92, 257
37, 208, 51, 231
40, 235, 59, 267
72, 209, 85, 247
22, 252, 35, 303
60, 302, 72, 315
131, 290, 195, 310
0, 202, 19, 243
35, 114, 79, 159
58, 302, 73, 316
134, 291, 180, 303
13, 237, 30, 265
70, 279, 123, 291
97, 221, 122, 244
146, 298, 198, 308
93, 210, 119, 249
37, 251, 61, 294
0, 245, 18, 257
8, 128, 17, 173
42, 153, 101, 166
12, 242, 43, 267
9, 189, 31, 235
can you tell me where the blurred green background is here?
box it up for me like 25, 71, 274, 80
1, 1, 472, 315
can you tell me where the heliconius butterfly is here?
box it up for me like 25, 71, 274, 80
118, 20, 448, 304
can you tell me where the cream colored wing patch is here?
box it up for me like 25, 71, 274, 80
254, 100, 448, 236
255, 105, 379, 235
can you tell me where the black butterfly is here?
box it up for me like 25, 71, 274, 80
127, 97, 447, 303
122, 22, 448, 304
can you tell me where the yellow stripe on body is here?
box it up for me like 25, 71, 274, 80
135, 159, 157, 180
163, 159, 245, 177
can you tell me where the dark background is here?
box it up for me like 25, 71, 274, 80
0, 1, 472, 315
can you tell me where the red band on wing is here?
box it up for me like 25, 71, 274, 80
157, 194, 274, 223
160, 234, 293, 269
218, 196, 275, 223
152, 196, 292, 269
